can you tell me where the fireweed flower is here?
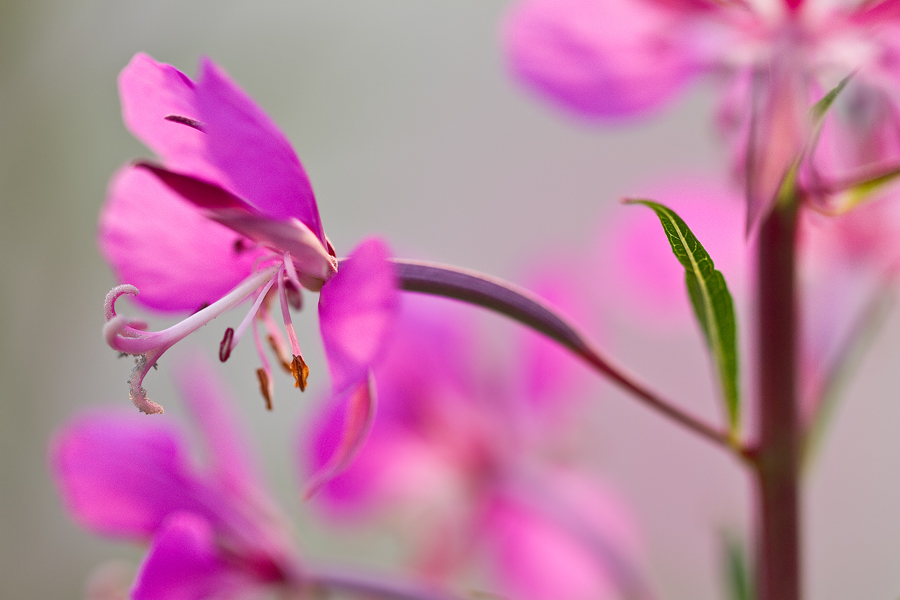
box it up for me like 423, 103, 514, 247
303, 295, 647, 600
100, 53, 397, 439
504, 0, 900, 224
50, 355, 303, 600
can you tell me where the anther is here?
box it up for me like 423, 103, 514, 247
164, 114, 205, 131
219, 327, 235, 362
290, 355, 309, 391
256, 368, 273, 410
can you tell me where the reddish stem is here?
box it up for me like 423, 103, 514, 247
754, 201, 801, 600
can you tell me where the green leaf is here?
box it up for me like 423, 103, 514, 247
844, 165, 900, 208
810, 73, 853, 126
721, 532, 755, 600
625, 200, 741, 435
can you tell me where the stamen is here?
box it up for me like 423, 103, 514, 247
103, 263, 282, 408
277, 267, 303, 356
227, 276, 278, 357
219, 327, 235, 362
282, 252, 302, 291
282, 252, 303, 310
267, 333, 293, 372
277, 267, 309, 391
256, 369, 273, 410
290, 355, 310, 391
285, 280, 302, 311
164, 114, 205, 131
252, 315, 274, 408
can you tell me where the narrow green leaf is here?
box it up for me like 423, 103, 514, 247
844, 165, 900, 208
721, 532, 755, 600
625, 199, 741, 434
810, 73, 852, 125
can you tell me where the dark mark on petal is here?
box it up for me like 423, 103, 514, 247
164, 114, 205, 132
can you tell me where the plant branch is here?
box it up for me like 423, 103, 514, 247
390, 258, 742, 457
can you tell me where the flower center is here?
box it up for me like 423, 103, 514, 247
104, 253, 316, 414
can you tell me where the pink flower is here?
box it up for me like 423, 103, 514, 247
99, 51, 398, 473
303, 294, 647, 600
504, 0, 900, 224
50, 354, 303, 600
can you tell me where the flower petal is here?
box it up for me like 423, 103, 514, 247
119, 53, 325, 240
318, 238, 398, 394
49, 411, 211, 540
98, 166, 266, 313
487, 471, 642, 600
304, 374, 377, 499
131, 512, 251, 600
303, 295, 474, 513
503, 0, 700, 119
136, 163, 336, 291
516, 263, 592, 413
196, 58, 325, 237
118, 53, 206, 175
172, 353, 265, 504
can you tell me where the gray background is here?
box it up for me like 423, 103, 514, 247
2, 0, 899, 598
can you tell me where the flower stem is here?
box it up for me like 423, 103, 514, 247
392, 259, 741, 457
754, 200, 801, 600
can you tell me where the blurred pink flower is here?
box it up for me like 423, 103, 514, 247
504, 0, 900, 224
99, 54, 398, 475
50, 354, 303, 600
797, 194, 900, 417
303, 293, 646, 600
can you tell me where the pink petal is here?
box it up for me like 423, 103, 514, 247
98, 166, 266, 313
172, 353, 265, 504
503, 0, 701, 119
487, 472, 641, 600
119, 53, 325, 239
131, 512, 251, 600
516, 263, 592, 412
744, 65, 808, 233
196, 58, 325, 238
304, 375, 377, 499
302, 295, 473, 513
303, 395, 383, 513
318, 238, 398, 394
49, 411, 212, 540
137, 164, 336, 290
850, 0, 900, 25
489, 501, 616, 600
118, 54, 206, 175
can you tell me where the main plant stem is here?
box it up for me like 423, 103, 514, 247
755, 200, 800, 600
